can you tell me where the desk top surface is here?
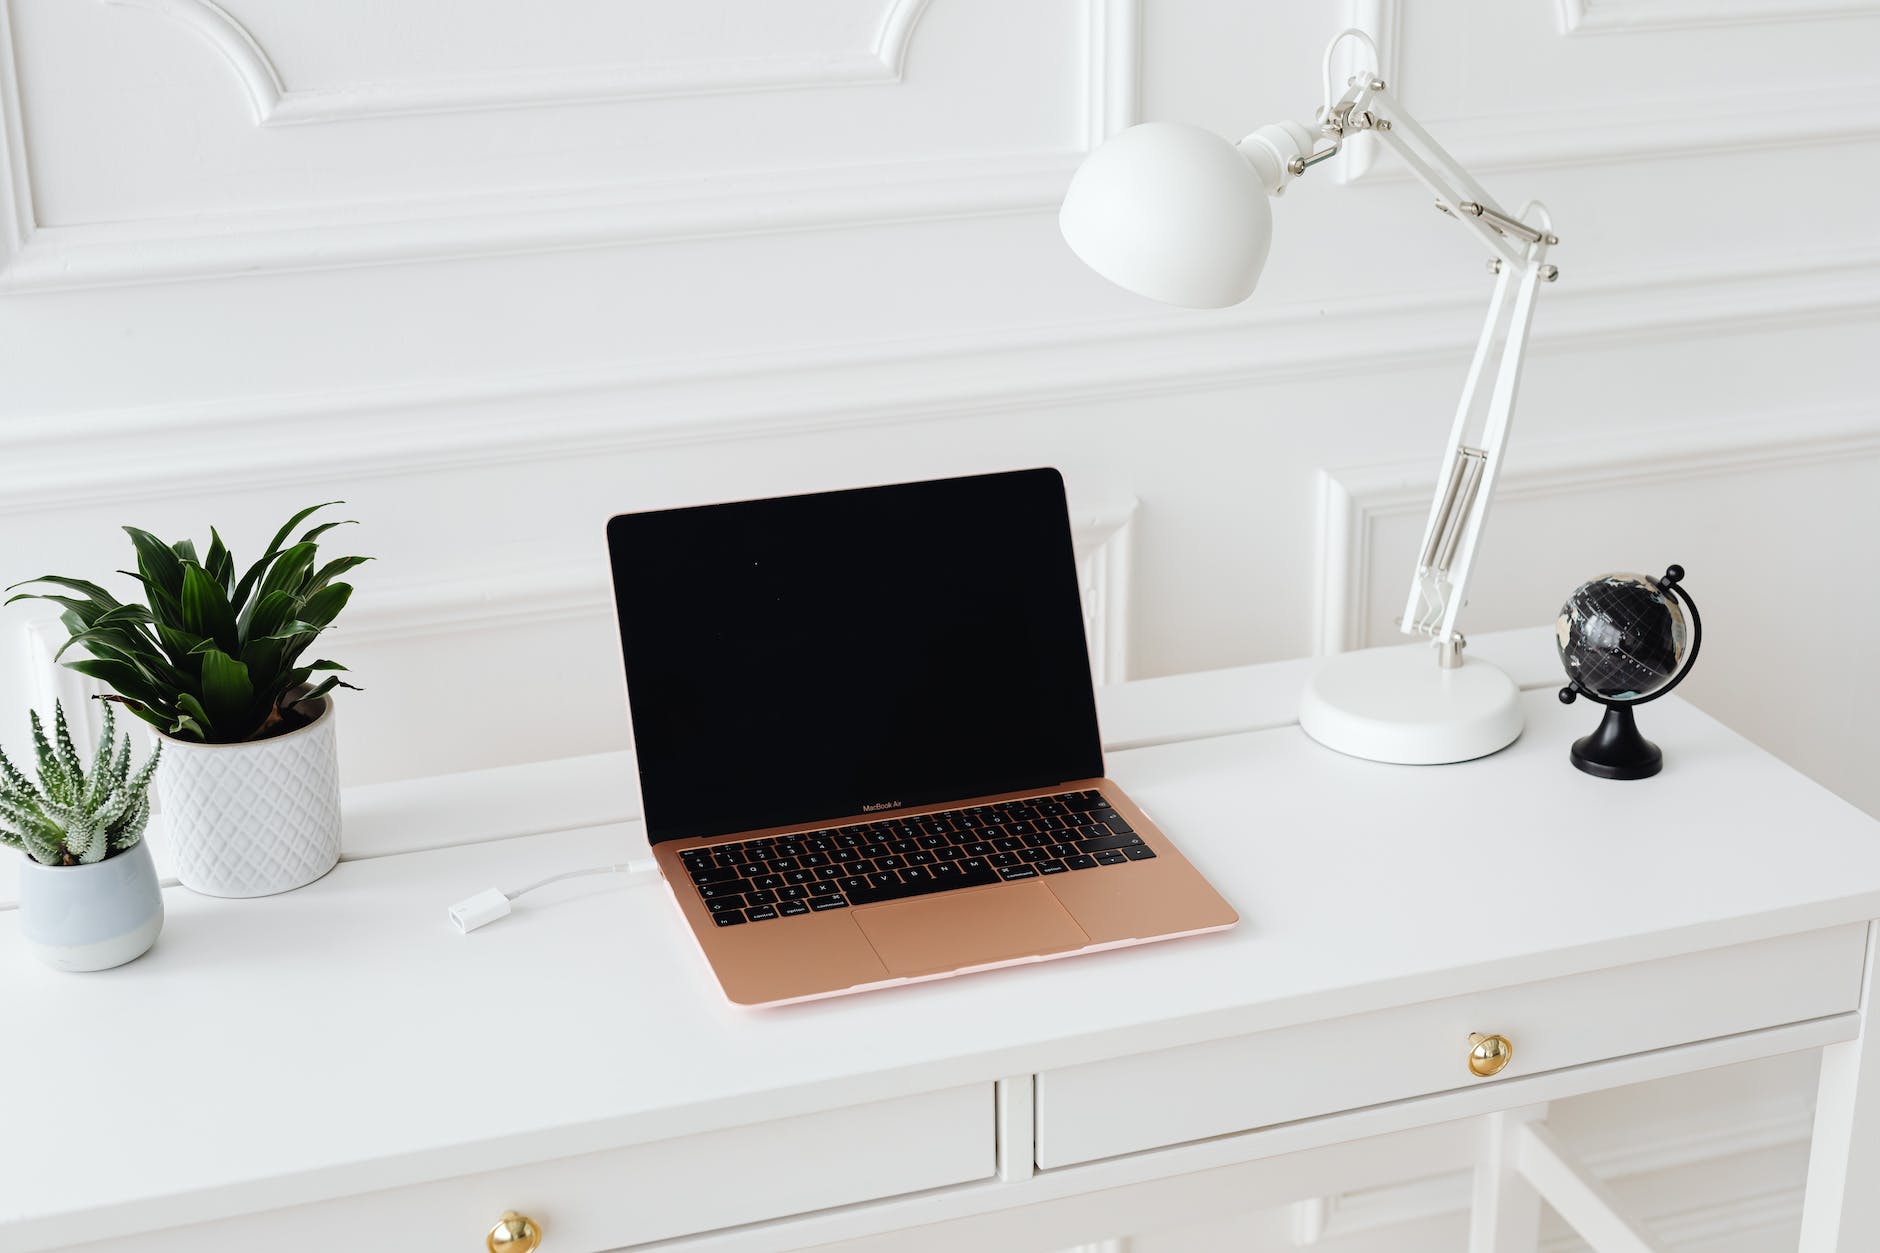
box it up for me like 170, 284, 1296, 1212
5, 629, 1880, 1247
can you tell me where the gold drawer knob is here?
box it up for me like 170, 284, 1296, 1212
1468, 1032, 1513, 1077
488, 1211, 542, 1253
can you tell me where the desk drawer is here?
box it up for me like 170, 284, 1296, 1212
77, 1084, 991, 1253
1035, 925, 1865, 1169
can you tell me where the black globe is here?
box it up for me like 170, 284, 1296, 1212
1556, 573, 1692, 703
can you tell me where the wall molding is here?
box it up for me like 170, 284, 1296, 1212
14, 499, 1140, 738
99, 0, 938, 125
0, 0, 1137, 292
1361, 78, 1880, 180
1555, 0, 1880, 35
1313, 400, 1880, 653
3, 245, 1875, 521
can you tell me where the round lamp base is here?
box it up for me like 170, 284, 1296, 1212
1300, 645, 1524, 765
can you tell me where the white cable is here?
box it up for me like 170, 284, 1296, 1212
449, 858, 657, 933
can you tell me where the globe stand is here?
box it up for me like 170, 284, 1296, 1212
1558, 563, 1702, 782
1569, 704, 1662, 780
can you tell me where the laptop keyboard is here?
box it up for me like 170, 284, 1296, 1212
681, 789, 1155, 926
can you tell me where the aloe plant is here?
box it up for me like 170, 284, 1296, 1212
0, 702, 160, 866
6, 503, 367, 744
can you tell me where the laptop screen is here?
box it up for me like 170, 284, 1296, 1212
607, 468, 1104, 844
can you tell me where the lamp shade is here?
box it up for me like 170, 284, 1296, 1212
1059, 122, 1273, 309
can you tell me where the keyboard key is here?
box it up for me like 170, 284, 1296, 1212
907, 850, 936, 865
847, 863, 995, 904
800, 852, 830, 867
876, 855, 906, 871
993, 836, 1023, 851
1102, 813, 1134, 834
770, 857, 800, 871
889, 838, 918, 854
707, 896, 745, 913
810, 895, 849, 911
990, 852, 1019, 868
1066, 855, 1097, 870
918, 833, 949, 848
1075, 832, 1143, 853
754, 874, 784, 891
963, 841, 993, 857
1048, 843, 1078, 859
746, 904, 779, 921
1093, 849, 1127, 865
779, 900, 810, 917
1124, 845, 1158, 861
814, 864, 845, 880
869, 871, 902, 890
779, 885, 808, 900
691, 866, 739, 885
696, 882, 744, 901
998, 865, 1039, 881
1021, 832, 1054, 848
839, 876, 870, 895
713, 910, 747, 926
745, 889, 778, 905
776, 842, 804, 857
808, 880, 839, 895
784, 869, 815, 885
1037, 859, 1069, 875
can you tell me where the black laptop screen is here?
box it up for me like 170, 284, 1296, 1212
608, 468, 1105, 844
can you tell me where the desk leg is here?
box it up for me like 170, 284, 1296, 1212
1469, 1105, 1547, 1253
1799, 922, 1880, 1251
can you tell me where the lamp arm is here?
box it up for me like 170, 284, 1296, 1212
1303, 72, 1559, 663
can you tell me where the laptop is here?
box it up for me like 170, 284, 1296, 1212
606, 467, 1237, 1006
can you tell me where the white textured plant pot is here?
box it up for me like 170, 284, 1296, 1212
159, 699, 342, 898
16, 839, 164, 971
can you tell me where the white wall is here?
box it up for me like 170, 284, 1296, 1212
2, 1, 1876, 1249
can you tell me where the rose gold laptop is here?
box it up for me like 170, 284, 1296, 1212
606, 468, 1237, 1006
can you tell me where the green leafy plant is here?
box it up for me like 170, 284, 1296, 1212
6, 503, 368, 744
0, 701, 161, 866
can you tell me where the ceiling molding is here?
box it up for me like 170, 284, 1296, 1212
99, 0, 939, 126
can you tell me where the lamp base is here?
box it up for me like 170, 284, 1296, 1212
1299, 644, 1524, 765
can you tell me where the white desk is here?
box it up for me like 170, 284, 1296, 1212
5, 629, 1880, 1253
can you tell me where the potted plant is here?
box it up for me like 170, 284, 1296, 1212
8, 503, 367, 897
2, 701, 164, 970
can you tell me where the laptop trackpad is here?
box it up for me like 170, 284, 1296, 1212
853, 883, 1091, 977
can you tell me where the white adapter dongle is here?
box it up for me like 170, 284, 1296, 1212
448, 888, 513, 934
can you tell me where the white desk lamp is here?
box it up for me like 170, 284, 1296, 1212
1061, 29, 1557, 765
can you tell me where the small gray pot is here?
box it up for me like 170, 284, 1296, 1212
16, 840, 164, 972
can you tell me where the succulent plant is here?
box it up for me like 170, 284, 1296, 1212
6, 503, 367, 744
0, 701, 161, 866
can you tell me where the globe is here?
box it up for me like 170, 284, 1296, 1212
1556, 571, 1692, 703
